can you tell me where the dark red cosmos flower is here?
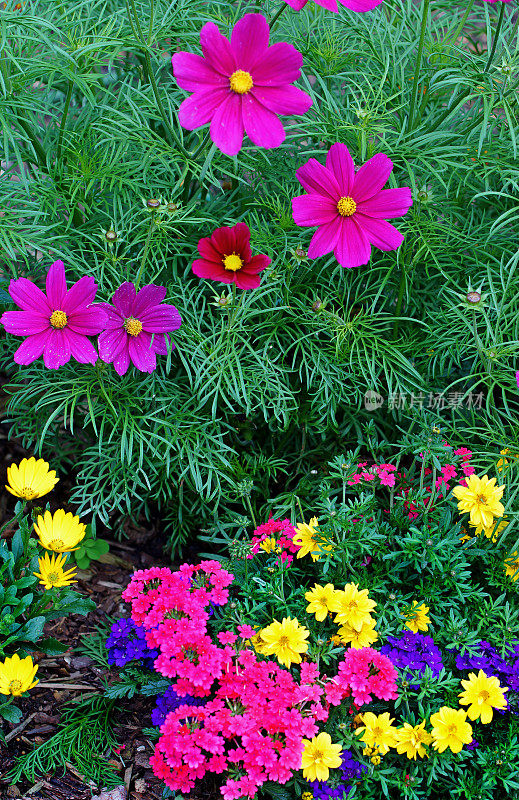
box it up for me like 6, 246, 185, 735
192, 223, 270, 290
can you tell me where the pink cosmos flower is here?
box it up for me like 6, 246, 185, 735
1, 260, 107, 369
98, 283, 181, 375
284, 0, 383, 11
192, 223, 270, 289
172, 13, 312, 156
292, 142, 412, 268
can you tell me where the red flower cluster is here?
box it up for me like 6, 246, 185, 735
326, 647, 398, 707
249, 517, 300, 565
347, 461, 397, 488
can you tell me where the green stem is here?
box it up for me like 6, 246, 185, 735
484, 1, 506, 73
392, 263, 407, 339
244, 494, 257, 529
447, 0, 475, 50
135, 216, 155, 290
269, 3, 287, 29
57, 79, 73, 159
407, 0, 431, 132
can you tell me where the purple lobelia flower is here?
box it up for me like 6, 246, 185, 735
380, 631, 444, 691
106, 618, 159, 668
152, 686, 205, 727
98, 282, 181, 375
1, 260, 107, 369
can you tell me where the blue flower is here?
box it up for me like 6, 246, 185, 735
105, 618, 158, 668
151, 686, 205, 727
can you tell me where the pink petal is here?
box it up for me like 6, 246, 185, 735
355, 215, 405, 251
251, 85, 312, 116
334, 217, 372, 268
8, 277, 52, 314
62, 276, 97, 312
326, 143, 355, 196
97, 304, 124, 330
99, 327, 127, 362
231, 14, 270, 72
315, 0, 339, 9
210, 93, 244, 156
192, 259, 232, 283
134, 284, 167, 317
140, 304, 182, 333
66, 329, 99, 364
242, 94, 285, 149
233, 222, 252, 257
178, 87, 231, 130
252, 42, 303, 87
292, 194, 338, 226
352, 153, 393, 202
13, 331, 49, 365
172, 52, 228, 92
129, 333, 157, 373
211, 226, 236, 255
153, 333, 174, 356
113, 346, 131, 375
43, 328, 71, 369
198, 237, 225, 263
338, 0, 384, 10
200, 22, 236, 76
284, 0, 308, 8
234, 271, 262, 290
1, 310, 49, 335
46, 260, 67, 309
112, 283, 137, 317
356, 187, 413, 219
296, 159, 341, 201
67, 305, 107, 335
245, 254, 270, 273
307, 219, 341, 259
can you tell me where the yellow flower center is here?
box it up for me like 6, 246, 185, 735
313, 749, 323, 761
48, 538, 65, 550
278, 636, 290, 647
124, 317, 143, 336
47, 571, 60, 584
477, 494, 487, 504
229, 69, 253, 94
9, 679, 22, 692
479, 690, 490, 702
223, 253, 243, 272
50, 310, 68, 329
336, 196, 357, 217
21, 487, 38, 499
373, 726, 383, 738
447, 724, 457, 734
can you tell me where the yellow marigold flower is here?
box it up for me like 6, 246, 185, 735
33, 552, 77, 590
305, 583, 336, 622
496, 449, 519, 474
0, 653, 38, 696
293, 517, 332, 562
363, 745, 382, 765
260, 617, 310, 668
302, 793, 313, 800
337, 616, 378, 649
452, 474, 505, 529
404, 601, 430, 633
430, 706, 472, 753
33, 509, 86, 552
328, 583, 376, 632
469, 518, 508, 542
355, 712, 398, 756
259, 537, 279, 554
301, 731, 342, 782
505, 551, 519, 582
458, 670, 508, 724
395, 721, 432, 759
249, 631, 269, 655
6, 457, 58, 501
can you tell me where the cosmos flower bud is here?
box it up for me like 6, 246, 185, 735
146, 198, 162, 210
466, 291, 481, 304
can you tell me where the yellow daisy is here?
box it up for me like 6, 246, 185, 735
458, 670, 508, 724
33, 552, 78, 590
430, 706, 472, 753
33, 509, 86, 552
404, 601, 430, 633
355, 712, 397, 756
293, 517, 332, 562
260, 617, 310, 668
259, 537, 279, 554
329, 583, 377, 632
6, 457, 58, 501
305, 583, 336, 622
395, 721, 432, 759
0, 653, 39, 696
469, 519, 508, 542
337, 616, 378, 649
505, 551, 519, 582
452, 474, 505, 528
301, 732, 342, 782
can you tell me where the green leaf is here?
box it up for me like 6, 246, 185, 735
37, 637, 69, 656
19, 615, 45, 643
0, 702, 22, 724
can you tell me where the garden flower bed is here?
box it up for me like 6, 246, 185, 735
1, 0, 518, 797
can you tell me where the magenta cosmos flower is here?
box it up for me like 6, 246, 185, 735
192, 223, 270, 290
292, 143, 412, 269
98, 283, 181, 375
285, 0, 383, 11
1, 260, 107, 369
172, 13, 312, 156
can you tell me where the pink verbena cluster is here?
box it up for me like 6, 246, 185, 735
326, 647, 399, 707
250, 517, 300, 564
150, 650, 327, 798
347, 462, 397, 488
402, 446, 474, 519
